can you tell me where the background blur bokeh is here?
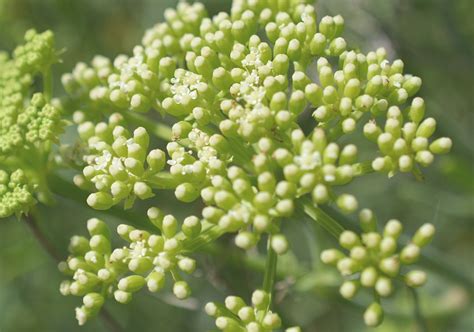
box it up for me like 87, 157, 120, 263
0, 0, 473, 331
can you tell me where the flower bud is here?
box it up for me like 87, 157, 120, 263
336, 194, 358, 214
412, 223, 435, 247
340, 280, 358, 299
405, 270, 427, 287
173, 281, 191, 299
271, 234, 289, 255
375, 277, 392, 297
429, 137, 452, 154
118, 275, 146, 293
400, 244, 420, 264
364, 302, 383, 327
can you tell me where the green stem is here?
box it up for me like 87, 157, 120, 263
42, 68, 53, 101
409, 287, 429, 332
299, 197, 344, 238
262, 235, 278, 310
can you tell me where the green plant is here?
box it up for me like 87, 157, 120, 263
0, 0, 458, 330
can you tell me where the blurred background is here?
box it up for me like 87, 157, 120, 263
0, 0, 472, 331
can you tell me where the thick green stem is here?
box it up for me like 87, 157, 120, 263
262, 235, 278, 310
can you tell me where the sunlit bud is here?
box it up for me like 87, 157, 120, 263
178, 257, 196, 274
429, 137, 452, 154
215, 317, 242, 331
358, 209, 377, 232
114, 290, 132, 304
375, 277, 392, 297
146, 270, 165, 292
271, 234, 289, 255
320, 249, 344, 265
415, 150, 434, 167
146, 207, 163, 229
235, 232, 258, 250
262, 311, 282, 329
118, 275, 146, 293
408, 97, 425, 124
400, 244, 421, 264
398, 155, 414, 172
337, 257, 358, 276
405, 270, 427, 287
336, 194, 358, 214
225, 296, 246, 314
175, 182, 199, 202
340, 280, 358, 299
384, 219, 403, 238
416, 118, 436, 138
379, 237, 397, 256
339, 231, 360, 249
379, 257, 400, 277
89, 234, 111, 254
251, 289, 269, 310
360, 267, 378, 287
412, 223, 435, 247
238, 306, 255, 323
173, 281, 191, 299
86, 192, 113, 210
364, 302, 383, 327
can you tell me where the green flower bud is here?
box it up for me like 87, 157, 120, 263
262, 311, 282, 329
271, 234, 289, 255
86, 192, 113, 210
235, 231, 258, 250
379, 256, 400, 277
83, 293, 104, 311
178, 257, 196, 274
375, 277, 392, 297
360, 266, 378, 287
225, 295, 246, 315
364, 302, 383, 327
146, 270, 165, 292
173, 281, 191, 299
68, 236, 90, 256
405, 270, 427, 287
429, 137, 452, 154
412, 223, 435, 247
336, 194, 358, 214
251, 289, 269, 310
400, 244, 421, 264
416, 118, 436, 138
384, 219, 403, 238
359, 209, 377, 232
340, 280, 358, 299
114, 290, 133, 304
89, 234, 111, 254
118, 275, 146, 293
175, 182, 199, 202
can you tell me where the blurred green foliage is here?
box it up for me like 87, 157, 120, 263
0, 0, 472, 331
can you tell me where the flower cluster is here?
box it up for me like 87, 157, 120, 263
57, 0, 452, 328
321, 209, 435, 326
62, 2, 207, 113
205, 289, 300, 332
0, 30, 62, 218
60, 210, 212, 325
0, 30, 61, 156
0, 169, 35, 218
74, 113, 166, 209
